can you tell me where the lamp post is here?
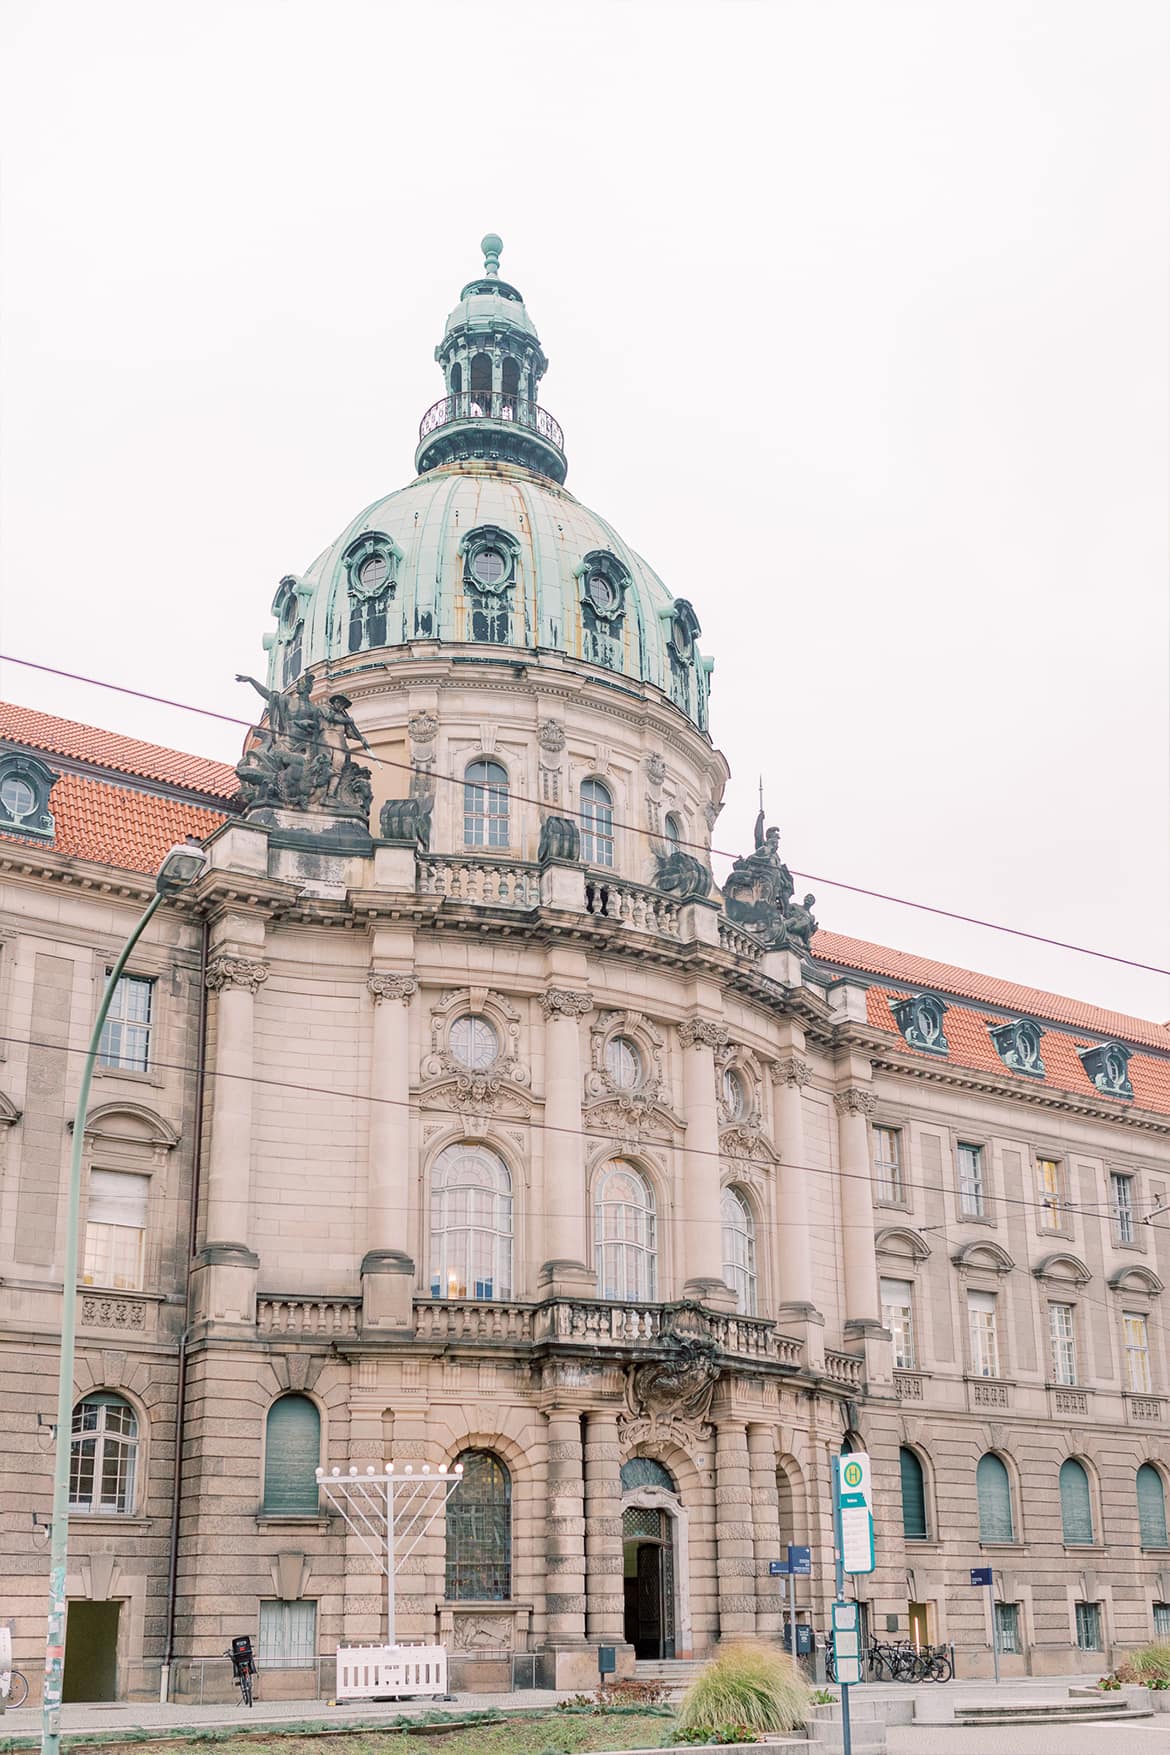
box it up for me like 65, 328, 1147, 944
41, 841, 208, 1755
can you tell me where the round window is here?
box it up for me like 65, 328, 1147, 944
280, 591, 299, 629
722, 1067, 747, 1120
358, 553, 389, 591
605, 1035, 642, 1091
449, 1014, 498, 1071
472, 548, 507, 587
1, 775, 36, 821
587, 572, 619, 615
672, 616, 693, 659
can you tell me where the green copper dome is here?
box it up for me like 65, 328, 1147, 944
262, 239, 713, 733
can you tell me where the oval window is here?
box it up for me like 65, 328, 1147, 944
450, 1015, 498, 1071
587, 573, 619, 614
359, 553, 389, 590
1, 776, 36, 820
672, 616, 693, 659
472, 548, 507, 587
722, 1067, 747, 1120
605, 1036, 642, 1091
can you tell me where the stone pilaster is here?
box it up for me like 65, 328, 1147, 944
584, 1412, 625, 1644
539, 988, 595, 1297
544, 1410, 590, 1681
195, 947, 266, 1323
833, 1087, 881, 1330
679, 1016, 735, 1307
748, 1423, 781, 1636
362, 969, 418, 1330
714, 1418, 755, 1637
771, 1055, 825, 1368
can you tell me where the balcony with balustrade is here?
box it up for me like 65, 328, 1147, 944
415, 391, 568, 484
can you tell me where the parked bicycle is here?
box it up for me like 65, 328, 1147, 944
226, 1637, 256, 1708
2, 1670, 29, 1708
825, 1635, 952, 1683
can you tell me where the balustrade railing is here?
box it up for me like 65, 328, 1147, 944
583, 873, 682, 937
419, 392, 565, 452
536, 1299, 664, 1345
258, 1296, 360, 1338
823, 1348, 865, 1388
418, 856, 541, 909
717, 917, 764, 962
413, 1300, 535, 1343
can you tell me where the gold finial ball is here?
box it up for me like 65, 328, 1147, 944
481, 233, 503, 274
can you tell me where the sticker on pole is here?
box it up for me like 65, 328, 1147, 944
838, 1452, 875, 1575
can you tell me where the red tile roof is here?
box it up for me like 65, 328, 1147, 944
0, 770, 229, 878
0, 700, 238, 799
814, 928, 1170, 1052
863, 985, 1170, 1117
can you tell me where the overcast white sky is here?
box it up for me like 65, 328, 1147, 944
1, 0, 1166, 1020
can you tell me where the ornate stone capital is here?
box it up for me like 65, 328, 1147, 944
772, 1056, 814, 1089
541, 988, 592, 1020
368, 972, 418, 1005
834, 1086, 877, 1118
679, 1017, 729, 1051
205, 957, 268, 994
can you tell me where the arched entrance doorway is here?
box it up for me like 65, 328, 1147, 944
620, 1458, 692, 1659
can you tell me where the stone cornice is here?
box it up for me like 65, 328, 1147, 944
866, 1043, 1170, 1136
367, 972, 418, 1004
540, 988, 593, 1020
205, 956, 269, 994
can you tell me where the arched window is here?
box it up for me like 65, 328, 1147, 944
70, 1394, 138, 1514
500, 358, 520, 407
900, 1446, 927, 1541
620, 1457, 675, 1493
263, 1395, 321, 1514
581, 778, 614, 868
450, 361, 463, 394
664, 813, 682, 847
464, 760, 510, 848
430, 1142, 513, 1301
976, 1452, 1014, 1543
722, 1067, 748, 1120
1059, 1458, 1094, 1545
1138, 1464, 1168, 1549
721, 1187, 757, 1315
282, 620, 303, 686
595, 1161, 656, 1301
446, 1450, 511, 1600
469, 352, 493, 413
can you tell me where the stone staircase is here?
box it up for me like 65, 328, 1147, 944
633, 1658, 705, 1692
954, 1696, 1153, 1727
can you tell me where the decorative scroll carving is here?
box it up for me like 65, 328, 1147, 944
834, 1087, 877, 1118
679, 1018, 728, 1051
619, 1316, 720, 1452
538, 718, 566, 753
420, 987, 530, 1110
206, 957, 269, 994
80, 1296, 147, 1331
645, 752, 666, 785
368, 973, 418, 1005
541, 988, 593, 1020
772, 1056, 814, 1089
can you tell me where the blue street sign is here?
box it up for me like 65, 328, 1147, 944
970, 1567, 993, 1587
769, 1559, 790, 1576
788, 1544, 812, 1576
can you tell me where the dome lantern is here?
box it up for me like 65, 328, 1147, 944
415, 235, 567, 485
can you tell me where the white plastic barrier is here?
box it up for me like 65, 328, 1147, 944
335, 1643, 448, 1700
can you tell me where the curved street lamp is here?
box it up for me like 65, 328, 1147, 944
41, 840, 208, 1755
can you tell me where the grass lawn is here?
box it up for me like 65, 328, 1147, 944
24, 1709, 679, 1755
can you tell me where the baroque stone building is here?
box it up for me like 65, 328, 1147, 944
1, 237, 1168, 1702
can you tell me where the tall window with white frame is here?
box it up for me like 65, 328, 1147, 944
880, 1277, 916, 1369
1124, 1312, 1153, 1393
70, 1393, 138, 1513
464, 760, 510, 848
1036, 1157, 1063, 1231
594, 1161, 656, 1301
1048, 1302, 1077, 1385
580, 777, 615, 867
873, 1125, 904, 1202
429, 1143, 513, 1301
957, 1143, 985, 1218
968, 1289, 1000, 1377
97, 972, 154, 1072
1111, 1172, 1136, 1245
83, 1170, 148, 1290
720, 1187, 757, 1315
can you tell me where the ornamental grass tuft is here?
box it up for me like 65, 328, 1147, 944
1117, 1639, 1170, 1683
676, 1640, 813, 1737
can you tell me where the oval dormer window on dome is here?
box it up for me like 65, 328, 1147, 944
272, 575, 307, 685
342, 532, 402, 654
578, 550, 630, 673
664, 598, 701, 716
461, 526, 519, 646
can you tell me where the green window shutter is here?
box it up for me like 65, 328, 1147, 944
900, 1447, 927, 1540
976, 1453, 1013, 1543
1138, 1465, 1168, 1548
263, 1396, 320, 1513
1059, 1459, 1093, 1545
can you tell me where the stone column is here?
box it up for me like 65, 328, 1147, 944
748, 1424, 781, 1636
714, 1418, 755, 1637
680, 1017, 735, 1306
539, 988, 595, 1297
196, 951, 266, 1321
584, 1412, 625, 1644
362, 971, 418, 1330
771, 1056, 825, 1368
545, 1409, 589, 1683
834, 1086, 883, 1335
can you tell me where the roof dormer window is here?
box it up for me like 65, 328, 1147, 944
1078, 1041, 1134, 1101
988, 1017, 1046, 1078
0, 751, 57, 841
890, 992, 949, 1056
